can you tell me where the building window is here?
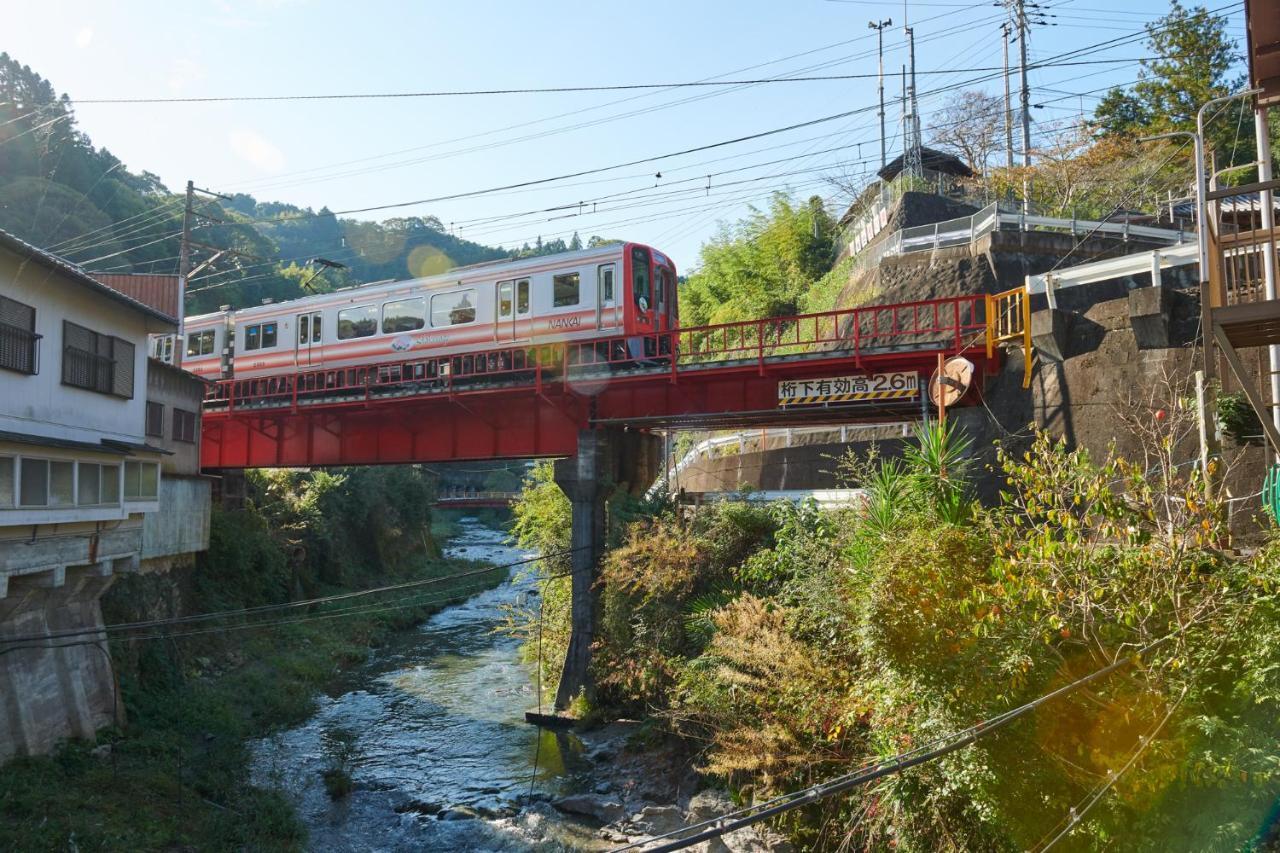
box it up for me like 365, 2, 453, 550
173, 408, 197, 443
146, 401, 164, 437
0, 457, 13, 508
62, 321, 134, 398
185, 329, 216, 357
431, 290, 476, 327
553, 272, 580, 308
337, 305, 378, 339
49, 460, 74, 507
77, 462, 120, 506
124, 460, 159, 501
0, 295, 39, 375
382, 297, 426, 334
18, 458, 49, 507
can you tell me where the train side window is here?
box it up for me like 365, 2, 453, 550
631, 246, 651, 308
312, 315, 322, 343
655, 268, 668, 314
382, 297, 426, 333
497, 280, 514, 319
516, 279, 530, 315
298, 315, 309, 345
337, 305, 378, 339
431, 289, 477, 327
261, 322, 277, 348
186, 329, 215, 357
553, 272, 580, 308
245, 325, 261, 351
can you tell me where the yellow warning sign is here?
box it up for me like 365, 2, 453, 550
778, 372, 919, 406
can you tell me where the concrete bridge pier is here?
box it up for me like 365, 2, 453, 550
551, 427, 661, 711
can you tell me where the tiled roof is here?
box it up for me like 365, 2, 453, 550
0, 227, 177, 325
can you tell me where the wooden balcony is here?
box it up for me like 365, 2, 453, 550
1205, 181, 1280, 348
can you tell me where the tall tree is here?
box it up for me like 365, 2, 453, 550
928, 90, 1004, 174
1092, 2, 1237, 139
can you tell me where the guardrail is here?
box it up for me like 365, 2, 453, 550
436, 490, 520, 503
847, 202, 1188, 280
204, 294, 999, 413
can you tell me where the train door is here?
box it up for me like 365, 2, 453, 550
295, 310, 322, 367
597, 263, 619, 331
496, 278, 530, 343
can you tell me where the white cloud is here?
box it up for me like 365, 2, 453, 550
74, 27, 93, 48
229, 129, 285, 173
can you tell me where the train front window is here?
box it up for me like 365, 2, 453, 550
382, 297, 426, 333
631, 247, 651, 309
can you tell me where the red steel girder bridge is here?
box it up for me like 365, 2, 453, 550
199, 290, 1030, 469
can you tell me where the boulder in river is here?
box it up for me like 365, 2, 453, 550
627, 804, 686, 836
394, 800, 442, 817
437, 805, 481, 821
553, 793, 625, 823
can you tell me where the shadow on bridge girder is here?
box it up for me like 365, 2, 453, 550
591, 400, 925, 431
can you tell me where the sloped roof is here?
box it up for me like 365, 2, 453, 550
877, 147, 976, 181
0, 227, 176, 326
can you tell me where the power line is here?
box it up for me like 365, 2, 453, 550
67, 59, 1156, 105
1032, 688, 1188, 852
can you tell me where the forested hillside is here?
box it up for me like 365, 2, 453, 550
0, 54, 546, 314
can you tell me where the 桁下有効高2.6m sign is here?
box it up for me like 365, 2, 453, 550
778, 372, 919, 406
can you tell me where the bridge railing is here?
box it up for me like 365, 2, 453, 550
205, 293, 1001, 412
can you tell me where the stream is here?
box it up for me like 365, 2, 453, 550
251, 518, 607, 851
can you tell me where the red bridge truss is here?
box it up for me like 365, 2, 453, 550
200, 289, 1030, 469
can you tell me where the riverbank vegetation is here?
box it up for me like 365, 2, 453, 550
511, 415, 1280, 850
0, 466, 508, 851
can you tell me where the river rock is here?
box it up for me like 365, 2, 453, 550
687, 789, 735, 822
394, 800, 442, 816
437, 805, 481, 821
553, 794, 625, 823
628, 804, 686, 836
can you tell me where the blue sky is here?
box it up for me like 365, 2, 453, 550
6, 0, 1246, 272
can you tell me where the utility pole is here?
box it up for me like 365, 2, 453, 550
869, 18, 893, 171
1256, 102, 1279, 458
1011, 0, 1033, 215
177, 179, 194, 366
904, 26, 922, 179
1001, 22, 1014, 172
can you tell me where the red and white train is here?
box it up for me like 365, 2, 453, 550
171, 242, 677, 381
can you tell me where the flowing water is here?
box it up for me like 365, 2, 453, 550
251, 519, 604, 851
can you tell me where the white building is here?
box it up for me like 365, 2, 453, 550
0, 227, 196, 760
